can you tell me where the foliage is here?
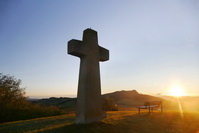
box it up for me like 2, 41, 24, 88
0, 73, 64, 123
102, 96, 118, 111
0, 73, 26, 108
32, 97, 76, 109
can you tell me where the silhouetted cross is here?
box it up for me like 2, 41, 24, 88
68, 28, 109, 124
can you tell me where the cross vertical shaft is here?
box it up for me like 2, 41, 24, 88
68, 29, 109, 124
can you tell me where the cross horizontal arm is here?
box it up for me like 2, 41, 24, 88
99, 46, 109, 61
68, 39, 85, 57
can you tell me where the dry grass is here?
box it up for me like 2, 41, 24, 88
0, 111, 199, 133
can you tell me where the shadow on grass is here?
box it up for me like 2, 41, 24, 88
41, 113, 162, 133
42, 112, 199, 133
1, 112, 199, 133
42, 122, 116, 133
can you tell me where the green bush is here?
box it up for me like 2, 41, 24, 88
0, 73, 64, 123
102, 96, 118, 111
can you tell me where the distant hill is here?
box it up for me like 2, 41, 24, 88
30, 90, 162, 109
31, 97, 76, 109
103, 90, 163, 106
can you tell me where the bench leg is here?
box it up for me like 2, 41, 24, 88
138, 108, 140, 114
149, 107, 150, 114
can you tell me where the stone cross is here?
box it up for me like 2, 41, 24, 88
67, 28, 109, 124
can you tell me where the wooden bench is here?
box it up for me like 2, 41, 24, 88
136, 101, 163, 114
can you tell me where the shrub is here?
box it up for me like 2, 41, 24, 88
0, 73, 64, 123
102, 96, 118, 111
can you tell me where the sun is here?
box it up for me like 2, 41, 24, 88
169, 85, 186, 97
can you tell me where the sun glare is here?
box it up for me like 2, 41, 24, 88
169, 85, 186, 97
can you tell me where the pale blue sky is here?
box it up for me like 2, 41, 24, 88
0, 0, 199, 97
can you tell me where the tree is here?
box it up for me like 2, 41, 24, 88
0, 73, 26, 108
102, 96, 118, 111
0, 73, 64, 123
0, 73, 28, 122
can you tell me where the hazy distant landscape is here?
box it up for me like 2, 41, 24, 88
29, 90, 199, 112
1, 87, 199, 132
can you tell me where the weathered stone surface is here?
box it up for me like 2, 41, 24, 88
68, 29, 109, 124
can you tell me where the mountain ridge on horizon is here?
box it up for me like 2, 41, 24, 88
28, 90, 153, 99
29, 90, 163, 108
29, 90, 199, 112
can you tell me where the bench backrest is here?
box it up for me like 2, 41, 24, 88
144, 101, 162, 107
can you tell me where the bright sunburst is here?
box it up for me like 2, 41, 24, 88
169, 85, 186, 97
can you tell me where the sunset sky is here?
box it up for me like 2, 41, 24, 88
1, 0, 199, 98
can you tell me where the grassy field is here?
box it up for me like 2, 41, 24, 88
1, 111, 199, 133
